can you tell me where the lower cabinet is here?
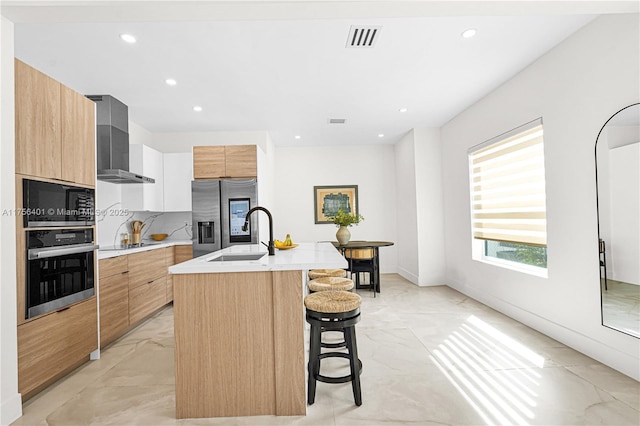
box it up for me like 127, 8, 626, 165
129, 276, 167, 325
17, 298, 98, 397
165, 247, 175, 303
99, 256, 129, 347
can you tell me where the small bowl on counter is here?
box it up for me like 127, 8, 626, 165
150, 233, 169, 241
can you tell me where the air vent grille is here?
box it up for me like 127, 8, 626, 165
328, 118, 347, 124
346, 26, 381, 48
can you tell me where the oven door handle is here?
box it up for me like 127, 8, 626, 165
28, 244, 100, 260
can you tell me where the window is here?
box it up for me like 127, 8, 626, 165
468, 119, 548, 273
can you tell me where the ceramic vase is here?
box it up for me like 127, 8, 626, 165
336, 225, 351, 245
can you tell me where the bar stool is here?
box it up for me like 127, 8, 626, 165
344, 248, 378, 296
304, 290, 363, 406
308, 268, 347, 280
308, 276, 354, 292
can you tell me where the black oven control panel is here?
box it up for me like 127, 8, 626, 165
27, 229, 94, 249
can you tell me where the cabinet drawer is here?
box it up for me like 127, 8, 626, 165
17, 298, 98, 396
129, 276, 167, 325
128, 249, 167, 289
99, 255, 128, 279
99, 273, 129, 347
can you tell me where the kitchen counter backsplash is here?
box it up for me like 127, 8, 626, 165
97, 208, 192, 248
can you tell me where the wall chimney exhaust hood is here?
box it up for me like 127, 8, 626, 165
86, 95, 155, 184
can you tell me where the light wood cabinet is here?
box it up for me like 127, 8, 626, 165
98, 256, 129, 347
165, 247, 175, 303
127, 248, 167, 289
61, 85, 96, 186
127, 248, 167, 325
17, 298, 98, 397
15, 59, 62, 180
15, 59, 95, 187
193, 145, 257, 179
175, 244, 193, 264
129, 276, 167, 325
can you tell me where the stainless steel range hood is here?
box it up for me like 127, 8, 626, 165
86, 95, 155, 184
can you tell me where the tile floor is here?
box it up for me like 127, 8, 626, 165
12, 274, 640, 425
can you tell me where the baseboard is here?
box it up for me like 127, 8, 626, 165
397, 267, 418, 285
1, 392, 22, 426
447, 280, 640, 381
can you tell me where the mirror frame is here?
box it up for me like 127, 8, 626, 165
594, 102, 640, 338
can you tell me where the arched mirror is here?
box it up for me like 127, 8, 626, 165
595, 102, 640, 338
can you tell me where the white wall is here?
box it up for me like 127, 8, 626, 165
0, 15, 22, 426
441, 14, 640, 380
273, 145, 398, 273
414, 128, 446, 286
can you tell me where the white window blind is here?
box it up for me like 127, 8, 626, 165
469, 119, 547, 247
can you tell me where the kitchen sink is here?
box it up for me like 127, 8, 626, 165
208, 253, 266, 262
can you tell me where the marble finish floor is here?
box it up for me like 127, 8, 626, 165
13, 274, 640, 425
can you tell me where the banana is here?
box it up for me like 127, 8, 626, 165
284, 234, 292, 246
274, 240, 284, 248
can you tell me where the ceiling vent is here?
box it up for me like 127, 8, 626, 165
346, 26, 381, 48
328, 118, 347, 124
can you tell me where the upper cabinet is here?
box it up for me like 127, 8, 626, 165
193, 145, 257, 179
61, 85, 96, 186
122, 144, 164, 211
163, 152, 192, 212
15, 59, 95, 187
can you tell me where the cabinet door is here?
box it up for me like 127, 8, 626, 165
61, 86, 96, 186
129, 276, 167, 325
17, 298, 98, 396
193, 146, 226, 179
127, 249, 167, 289
225, 145, 257, 178
122, 144, 164, 211
165, 247, 175, 303
175, 245, 193, 263
99, 272, 129, 347
15, 59, 62, 180
163, 153, 193, 211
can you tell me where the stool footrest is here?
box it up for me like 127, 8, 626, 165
315, 353, 363, 384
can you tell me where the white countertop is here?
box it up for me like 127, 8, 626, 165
98, 239, 192, 259
169, 242, 347, 274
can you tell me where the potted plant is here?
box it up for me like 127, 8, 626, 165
329, 209, 364, 245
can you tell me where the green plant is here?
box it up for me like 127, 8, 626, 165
329, 209, 364, 227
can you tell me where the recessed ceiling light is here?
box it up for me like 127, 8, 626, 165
165, 78, 177, 86
399, 108, 408, 113
461, 28, 477, 39
378, 134, 385, 138
294, 135, 301, 140
193, 106, 203, 112
119, 33, 136, 43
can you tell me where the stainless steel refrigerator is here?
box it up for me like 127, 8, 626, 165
192, 179, 259, 257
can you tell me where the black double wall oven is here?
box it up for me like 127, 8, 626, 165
23, 179, 98, 319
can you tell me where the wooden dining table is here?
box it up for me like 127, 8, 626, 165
331, 241, 394, 293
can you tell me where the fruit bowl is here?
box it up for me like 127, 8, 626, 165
276, 243, 298, 250
150, 233, 168, 241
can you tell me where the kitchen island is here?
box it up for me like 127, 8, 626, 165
168, 242, 347, 419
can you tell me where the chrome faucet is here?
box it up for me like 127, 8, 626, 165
242, 206, 275, 255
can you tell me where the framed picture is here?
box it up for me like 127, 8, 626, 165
314, 185, 359, 224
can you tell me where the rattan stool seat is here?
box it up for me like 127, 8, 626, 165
304, 290, 361, 313
308, 269, 347, 280
308, 277, 354, 292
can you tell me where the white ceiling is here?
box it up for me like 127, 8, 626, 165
4, 1, 636, 147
